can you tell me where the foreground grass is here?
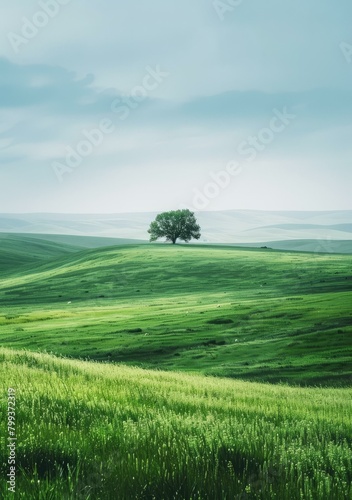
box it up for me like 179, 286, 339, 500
0, 243, 351, 385
0, 348, 351, 499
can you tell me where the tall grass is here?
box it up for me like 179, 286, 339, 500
1, 348, 351, 499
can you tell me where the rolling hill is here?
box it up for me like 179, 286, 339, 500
227, 239, 352, 254
1, 210, 352, 253
0, 233, 81, 275
0, 236, 351, 385
1, 235, 351, 498
0, 232, 146, 249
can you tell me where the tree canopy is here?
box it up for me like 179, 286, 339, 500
148, 209, 201, 244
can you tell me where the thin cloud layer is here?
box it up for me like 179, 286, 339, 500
0, 1, 351, 212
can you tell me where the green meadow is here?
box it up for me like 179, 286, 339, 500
1, 348, 352, 499
0, 234, 352, 498
0, 236, 351, 385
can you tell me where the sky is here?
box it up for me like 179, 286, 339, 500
0, 0, 352, 214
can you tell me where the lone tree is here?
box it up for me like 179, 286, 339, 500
148, 209, 201, 244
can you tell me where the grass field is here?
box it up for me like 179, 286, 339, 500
0, 236, 351, 498
1, 348, 351, 499
0, 238, 351, 385
0, 234, 80, 274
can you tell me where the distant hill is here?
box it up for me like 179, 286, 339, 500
227, 240, 352, 254
2, 233, 146, 249
0, 233, 146, 276
0, 210, 351, 253
0, 212, 155, 239
195, 210, 352, 245
0, 233, 80, 274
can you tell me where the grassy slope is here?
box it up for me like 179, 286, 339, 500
1, 232, 147, 248
0, 234, 80, 275
225, 239, 352, 254
0, 348, 351, 499
0, 240, 351, 385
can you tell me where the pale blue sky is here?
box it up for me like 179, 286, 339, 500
0, 0, 351, 213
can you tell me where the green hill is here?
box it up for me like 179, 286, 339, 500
1, 238, 351, 498
0, 233, 145, 277
0, 348, 351, 499
227, 239, 352, 254
0, 240, 351, 385
3, 232, 146, 249
0, 233, 80, 275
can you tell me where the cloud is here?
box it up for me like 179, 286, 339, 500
0, 0, 351, 212
1, 57, 351, 133
0, 58, 109, 113
1, 57, 352, 177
